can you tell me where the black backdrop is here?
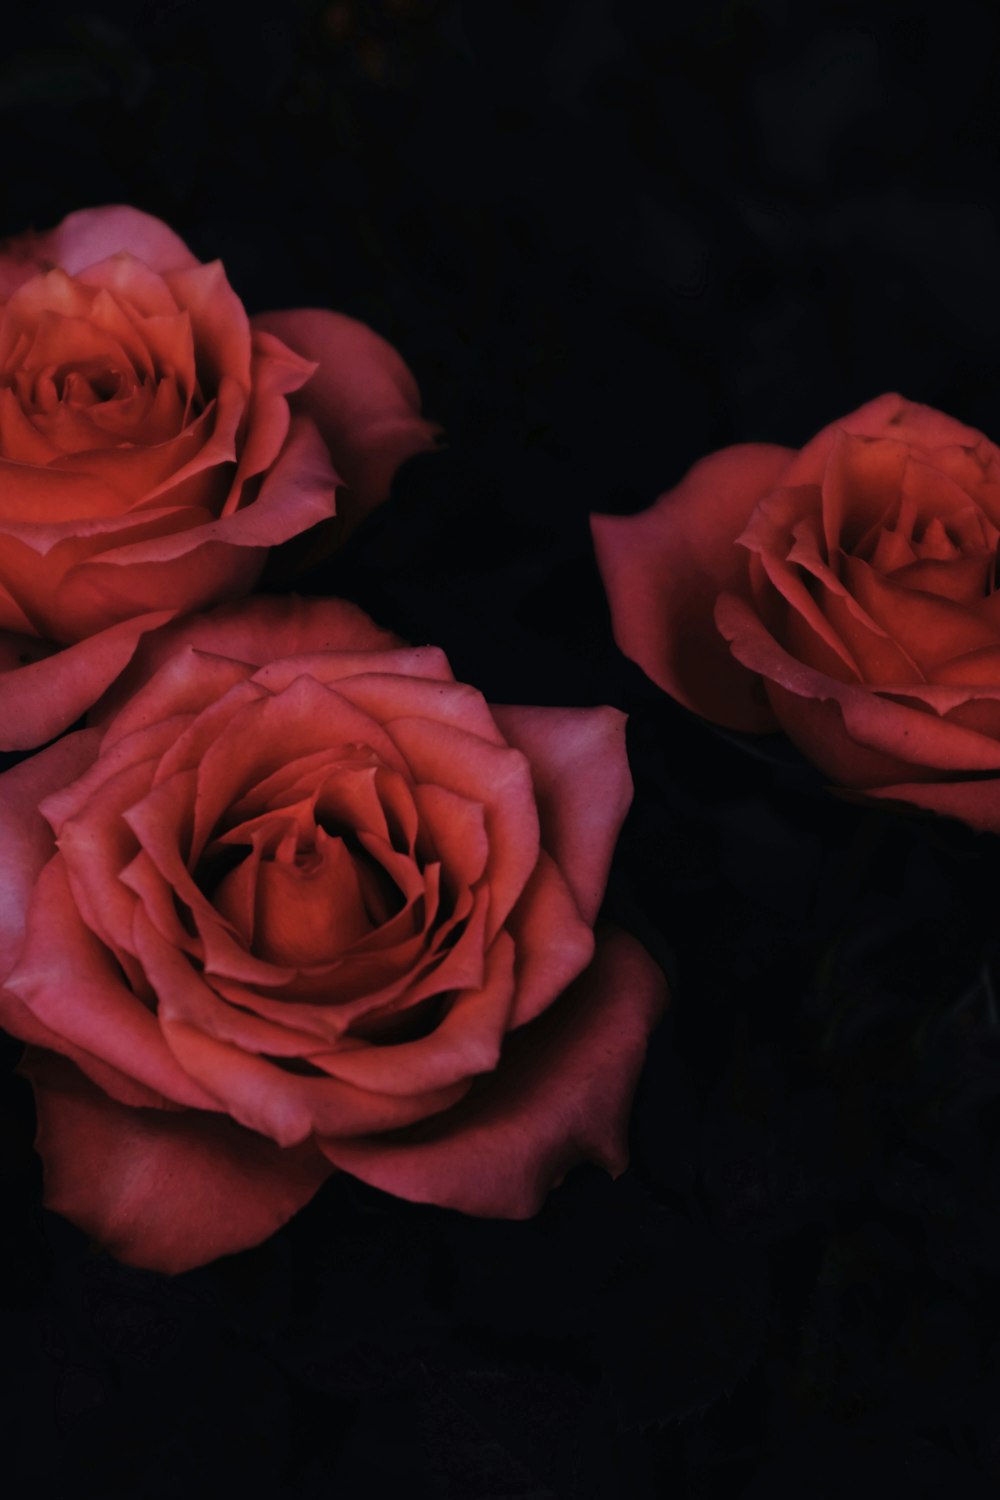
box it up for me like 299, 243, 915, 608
4, 2, 1000, 1495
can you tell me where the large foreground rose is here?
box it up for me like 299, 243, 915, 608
0, 205, 437, 749
593, 394, 1000, 830
0, 597, 665, 1273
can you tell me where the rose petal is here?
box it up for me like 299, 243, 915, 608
211, 883, 489, 1044
935, 646, 1000, 687
56, 755, 164, 961
741, 491, 867, 680
0, 987, 173, 1109
157, 1009, 469, 1149
120, 848, 201, 956
412, 782, 489, 889
844, 555, 1000, 671
781, 516, 925, 683
39, 206, 200, 277
820, 430, 910, 555
77, 253, 185, 318
311, 930, 517, 1095
0, 207, 199, 300
6, 858, 217, 1110
58, 539, 265, 645
40, 716, 184, 835
801, 576, 920, 684
0, 609, 175, 751
99, 647, 254, 753
251, 834, 374, 967
189, 676, 410, 852
335, 674, 506, 747
124, 766, 287, 991
0, 729, 101, 979
0, 459, 134, 530
221, 759, 393, 856
864, 777, 1000, 833
779, 393, 990, 489
252, 644, 454, 697
505, 852, 596, 1027
92, 595, 402, 728
251, 306, 440, 535
162, 261, 252, 390
717, 593, 1000, 782
54, 399, 220, 505
318, 926, 667, 1217
132, 906, 469, 1145
889, 554, 993, 605
491, 704, 631, 925
61, 412, 336, 599
225, 329, 318, 507
385, 715, 540, 942
592, 443, 792, 730
22, 1049, 332, 1274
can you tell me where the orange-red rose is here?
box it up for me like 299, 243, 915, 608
0, 205, 437, 749
594, 394, 1000, 830
0, 596, 665, 1272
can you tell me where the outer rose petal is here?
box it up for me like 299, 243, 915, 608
0, 985, 173, 1110
252, 307, 440, 536
863, 778, 1000, 833
8, 859, 218, 1112
592, 443, 793, 731
91, 595, 403, 727
23, 1050, 332, 1275
319, 926, 667, 1217
56, 540, 264, 643
491, 704, 631, 925
779, 392, 992, 489
0, 610, 175, 751
0, 205, 200, 296
0, 730, 101, 978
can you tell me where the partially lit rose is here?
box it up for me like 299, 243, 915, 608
0, 596, 665, 1272
0, 205, 437, 749
594, 394, 1000, 829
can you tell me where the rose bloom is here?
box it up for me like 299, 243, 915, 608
0, 596, 665, 1273
593, 394, 1000, 829
0, 205, 437, 750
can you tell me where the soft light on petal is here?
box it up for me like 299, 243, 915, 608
24, 1049, 331, 1275
319, 926, 667, 1217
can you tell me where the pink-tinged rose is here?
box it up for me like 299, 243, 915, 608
0, 596, 666, 1273
0, 206, 438, 750
593, 394, 1000, 830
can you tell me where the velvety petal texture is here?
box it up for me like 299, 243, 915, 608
0, 597, 665, 1273
593, 444, 792, 731
320, 927, 666, 1216
594, 393, 1000, 830
0, 206, 436, 748
252, 308, 441, 539
23, 1049, 332, 1275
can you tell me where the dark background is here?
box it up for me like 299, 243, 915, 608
4, 1, 1000, 1495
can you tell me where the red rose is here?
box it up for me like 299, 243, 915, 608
0, 596, 665, 1273
0, 206, 437, 750
593, 394, 1000, 829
